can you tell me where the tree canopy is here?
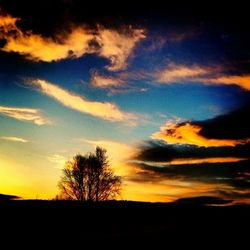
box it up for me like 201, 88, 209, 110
58, 147, 121, 201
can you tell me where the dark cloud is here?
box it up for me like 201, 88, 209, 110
136, 141, 250, 162
195, 102, 250, 140
0, 1, 249, 35
131, 160, 250, 191
133, 101, 250, 201
216, 190, 250, 200
0, 193, 20, 201
137, 102, 250, 162
174, 196, 232, 205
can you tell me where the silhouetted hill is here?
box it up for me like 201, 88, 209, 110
174, 196, 232, 205
0, 193, 20, 201
0, 200, 249, 246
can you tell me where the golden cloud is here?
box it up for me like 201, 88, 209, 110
0, 136, 28, 143
152, 121, 250, 147
0, 20, 93, 62
0, 14, 19, 32
170, 157, 247, 164
141, 157, 247, 167
157, 64, 209, 83
0, 105, 49, 125
201, 75, 250, 91
30, 79, 136, 123
156, 64, 250, 91
0, 14, 145, 71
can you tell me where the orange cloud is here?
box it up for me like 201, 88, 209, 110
0, 105, 49, 125
91, 71, 125, 88
0, 136, 28, 143
0, 14, 145, 71
152, 121, 250, 147
157, 64, 209, 83
141, 157, 247, 166
170, 157, 247, 165
201, 75, 250, 91
0, 15, 93, 62
156, 64, 250, 91
30, 79, 136, 123
0, 14, 19, 32
97, 27, 145, 71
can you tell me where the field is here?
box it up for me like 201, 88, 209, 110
1, 200, 249, 245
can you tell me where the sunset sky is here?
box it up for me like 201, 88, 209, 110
0, 1, 249, 203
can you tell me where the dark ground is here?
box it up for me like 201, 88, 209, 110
0, 200, 249, 246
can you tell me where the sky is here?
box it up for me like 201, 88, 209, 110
0, 0, 250, 203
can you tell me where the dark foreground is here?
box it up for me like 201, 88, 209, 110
0, 200, 249, 246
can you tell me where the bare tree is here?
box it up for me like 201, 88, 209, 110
58, 147, 121, 201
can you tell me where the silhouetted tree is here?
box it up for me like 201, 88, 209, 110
58, 147, 121, 201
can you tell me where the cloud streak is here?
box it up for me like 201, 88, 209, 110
91, 71, 125, 88
0, 136, 28, 143
201, 75, 250, 91
0, 105, 49, 125
157, 64, 209, 83
90, 70, 149, 95
132, 159, 250, 190
29, 79, 136, 123
156, 64, 250, 91
136, 141, 250, 163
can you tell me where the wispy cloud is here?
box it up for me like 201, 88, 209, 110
97, 27, 145, 71
47, 154, 66, 169
157, 64, 209, 83
152, 120, 250, 147
156, 64, 250, 91
91, 71, 125, 88
0, 136, 28, 143
29, 79, 136, 123
0, 13, 145, 71
0, 105, 49, 125
90, 69, 150, 95
167, 30, 198, 43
